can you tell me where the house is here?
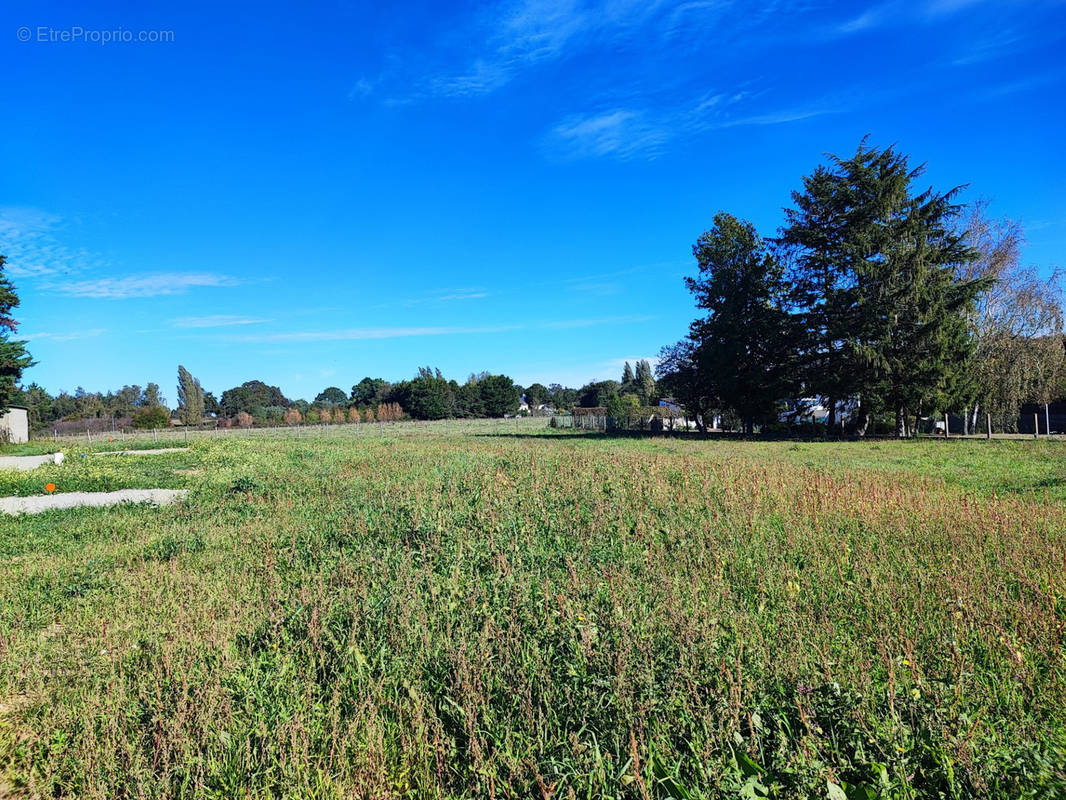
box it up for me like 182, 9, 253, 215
0, 406, 29, 444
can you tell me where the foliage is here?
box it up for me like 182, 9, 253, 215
220, 381, 289, 419
176, 365, 205, 426
130, 405, 170, 429
0, 255, 34, 412
778, 139, 986, 436
350, 377, 390, 407
686, 212, 795, 434
313, 387, 348, 408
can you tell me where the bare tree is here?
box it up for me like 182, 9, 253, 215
959, 203, 1064, 431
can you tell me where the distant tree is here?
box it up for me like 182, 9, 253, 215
235, 411, 254, 428
656, 339, 712, 429
548, 384, 579, 410
621, 361, 635, 391
283, 407, 303, 425
131, 405, 170, 429
397, 367, 455, 420
456, 380, 485, 418
957, 204, 1065, 431
524, 382, 550, 407
220, 381, 288, 418
578, 380, 620, 408
203, 391, 220, 416
314, 386, 348, 408
347, 406, 361, 423
684, 212, 795, 434
176, 365, 205, 425
635, 359, 657, 404
0, 255, 33, 413
479, 374, 520, 417
141, 382, 165, 409
350, 377, 389, 407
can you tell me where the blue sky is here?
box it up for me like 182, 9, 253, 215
2, 0, 1064, 403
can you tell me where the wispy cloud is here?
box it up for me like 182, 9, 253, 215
0, 207, 104, 279
546, 109, 670, 160
57, 272, 241, 299
229, 324, 520, 343
545, 90, 836, 161
21, 328, 106, 342
227, 315, 652, 343
172, 314, 269, 328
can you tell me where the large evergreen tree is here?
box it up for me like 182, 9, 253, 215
779, 139, 985, 436
0, 255, 34, 412
684, 212, 795, 434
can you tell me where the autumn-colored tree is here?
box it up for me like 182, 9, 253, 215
283, 407, 303, 425
332, 407, 346, 424
236, 411, 254, 428
347, 406, 361, 423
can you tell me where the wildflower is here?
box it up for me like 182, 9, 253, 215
45, 483, 56, 493
911, 688, 920, 699
902, 658, 911, 666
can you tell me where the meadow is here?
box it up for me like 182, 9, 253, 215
1, 425, 1064, 798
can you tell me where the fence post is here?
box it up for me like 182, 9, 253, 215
986, 412, 992, 440
86, 427, 91, 444
944, 413, 949, 439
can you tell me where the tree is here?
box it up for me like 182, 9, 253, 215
350, 377, 389, 407
220, 380, 289, 418
621, 362, 635, 392
656, 339, 712, 430
779, 139, 985, 436
685, 212, 795, 434
283, 407, 303, 425
635, 359, 657, 404
395, 367, 455, 420
142, 382, 165, 409
479, 374, 520, 417
313, 386, 348, 408
956, 204, 1065, 431
524, 382, 550, 407
203, 392, 220, 416
132, 405, 170, 429
578, 380, 620, 408
0, 255, 34, 412
176, 365, 205, 425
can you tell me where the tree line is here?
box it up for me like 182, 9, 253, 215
657, 139, 1065, 436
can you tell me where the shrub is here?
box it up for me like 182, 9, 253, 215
235, 411, 254, 428
283, 407, 303, 425
131, 406, 170, 429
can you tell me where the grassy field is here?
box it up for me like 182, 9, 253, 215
1, 428, 1064, 798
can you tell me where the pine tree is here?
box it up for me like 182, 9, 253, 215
685, 212, 795, 434
621, 361, 635, 390
0, 255, 34, 412
779, 139, 985, 436
176, 365, 205, 425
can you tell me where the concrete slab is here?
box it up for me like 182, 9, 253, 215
0, 489, 189, 515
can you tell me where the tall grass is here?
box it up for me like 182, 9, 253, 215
1, 435, 1064, 798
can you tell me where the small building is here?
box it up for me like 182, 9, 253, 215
0, 406, 29, 444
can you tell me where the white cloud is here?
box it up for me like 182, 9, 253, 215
21, 328, 106, 342
229, 324, 521, 343
57, 272, 240, 299
546, 109, 670, 160
172, 314, 269, 328
0, 207, 103, 279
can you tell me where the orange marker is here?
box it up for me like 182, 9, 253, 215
45, 483, 56, 493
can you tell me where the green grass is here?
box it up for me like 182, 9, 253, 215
1, 430, 1064, 798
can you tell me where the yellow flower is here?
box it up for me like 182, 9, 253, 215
902, 658, 911, 666
911, 688, 920, 699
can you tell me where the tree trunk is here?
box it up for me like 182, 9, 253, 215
895, 407, 907, 439
826, 397, 836, 437
854, 404, 870, 438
